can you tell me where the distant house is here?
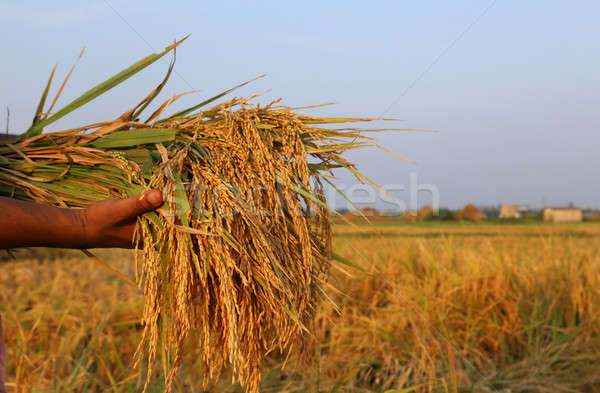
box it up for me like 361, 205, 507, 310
543, 207, 582, 223
516, 205, 530, 216
499, 204, 519, 219
499, 204, 530, 219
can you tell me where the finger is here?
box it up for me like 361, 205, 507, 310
113, 190, 163, 221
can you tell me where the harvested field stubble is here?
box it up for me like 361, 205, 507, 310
3, 223, 600, 392
325, 223, 600, 392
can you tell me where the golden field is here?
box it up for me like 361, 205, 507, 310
2, 221, 600, 393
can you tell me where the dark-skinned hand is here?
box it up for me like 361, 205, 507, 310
0, 190, 163, 249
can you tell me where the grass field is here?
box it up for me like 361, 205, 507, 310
2, 221, 600, 392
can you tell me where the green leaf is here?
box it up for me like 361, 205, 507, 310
31, 64, 57, 126
170, 172, 204, 278
89, 128, 177, 149
172, 173, 190, 226
123, 148, 152, 162
22, 36, 188, 138
132, 50, 176, 120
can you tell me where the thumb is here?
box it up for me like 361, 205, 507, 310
114, 190, 164, 221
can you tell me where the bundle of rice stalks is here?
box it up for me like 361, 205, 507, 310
0, 38, 403, 391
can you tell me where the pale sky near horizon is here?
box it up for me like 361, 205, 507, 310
0, 1, 598, 210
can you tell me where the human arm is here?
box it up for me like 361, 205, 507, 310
0, 190, 163, 249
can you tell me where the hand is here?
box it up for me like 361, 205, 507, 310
1, 190, 162, 249
77, 190, 163, 249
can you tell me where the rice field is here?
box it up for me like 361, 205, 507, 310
2, 221, 600, 392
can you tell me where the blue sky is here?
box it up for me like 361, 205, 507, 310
1, 1, 598, 210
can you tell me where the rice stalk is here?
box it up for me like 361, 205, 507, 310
0, 38, 408, 392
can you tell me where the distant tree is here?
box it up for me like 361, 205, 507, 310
417, 206, 434, 221
455, 204, 485, 222
427, 208, 455, 221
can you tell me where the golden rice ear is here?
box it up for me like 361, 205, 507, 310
0, 41, 404, 393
